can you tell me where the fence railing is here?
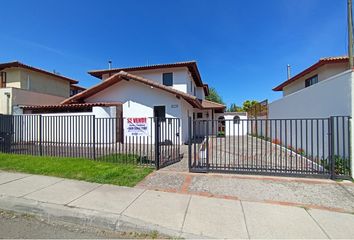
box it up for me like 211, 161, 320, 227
0, 114, 181, 168
189, 116, 352, 179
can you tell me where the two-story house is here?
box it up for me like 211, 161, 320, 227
269, 56, 352, 118
0, 61, 78, 114
24, 61, 225, 143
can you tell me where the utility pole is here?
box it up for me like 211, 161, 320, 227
349, 0, 354, 178
348, 0, 353, 68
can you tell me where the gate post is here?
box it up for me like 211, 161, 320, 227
206, 120, 209, 172
188, 117, 192, 171
155, 117, 160, 170
328, 116, 335, 179
92, 115, 96, 160
39, 115, 43, 156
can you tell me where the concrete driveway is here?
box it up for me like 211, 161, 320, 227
193, 135, 327, 174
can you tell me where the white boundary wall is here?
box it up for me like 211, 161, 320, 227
267, 70, 352, 169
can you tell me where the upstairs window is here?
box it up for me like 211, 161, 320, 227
162, 73, 173, 86
305, 75, 318, 88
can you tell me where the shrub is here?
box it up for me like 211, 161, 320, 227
272, 139, 281, 145
321, 155, 351, 175
217, 131, 225, 137
296, 148, 305, 156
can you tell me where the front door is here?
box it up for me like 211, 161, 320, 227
153, 106, 166, 120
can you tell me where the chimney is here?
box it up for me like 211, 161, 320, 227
287, 64, 291, 79
108, 60, 112, 70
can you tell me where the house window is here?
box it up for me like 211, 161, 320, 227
0, 72, 6, 88
162, 73, 173, 86
305, 75, 318, 88
154, 106, 166, 121
194, 86, 196, 96
233, 116, 240, 124
197, 113, 203, 119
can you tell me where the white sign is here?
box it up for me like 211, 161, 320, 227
125, 117, 150, 136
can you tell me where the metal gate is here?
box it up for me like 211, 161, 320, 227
0, 114, 12, 153
155, 117, 182, 169
188, 116, 352, 179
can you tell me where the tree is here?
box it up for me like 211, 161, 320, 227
242, 100, 259, 113
228, 103, 243, 112
227, 100, 259, 113
205, 87, 224, 104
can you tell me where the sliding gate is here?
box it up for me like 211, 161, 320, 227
188, 116, 352, 179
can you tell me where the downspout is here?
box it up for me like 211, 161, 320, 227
4, 92, 10, 114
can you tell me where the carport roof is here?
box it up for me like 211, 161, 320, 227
201, 100, 226, 113
22, 102, 122, 110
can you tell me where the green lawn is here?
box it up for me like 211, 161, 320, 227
0, 153, 154, 187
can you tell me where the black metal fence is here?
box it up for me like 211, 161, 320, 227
189, 116, 352, 179
0, 114, 181, 169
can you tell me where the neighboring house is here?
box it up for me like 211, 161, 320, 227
269, 56, 352, 119
22, 61, 227, 143
0, 61, 78, 114
70, 85, 86, 96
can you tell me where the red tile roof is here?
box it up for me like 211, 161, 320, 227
88, 61, 205, 88
22, 102, 121, 110
62, 71, 204, 109
70, 85, 86, 91
273, 56, 349, 91
201, 99, 225, 109
0, 61, 78, 84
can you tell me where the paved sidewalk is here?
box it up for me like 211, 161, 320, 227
0, 171, 354, 239
138, 170, 354, 213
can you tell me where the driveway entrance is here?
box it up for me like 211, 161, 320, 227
188, 116, 351, 179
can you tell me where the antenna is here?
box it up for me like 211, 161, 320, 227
287, 64, 291, 79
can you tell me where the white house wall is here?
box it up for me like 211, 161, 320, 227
86, 80, 185, 144
102, 67, 191, 94
215, 114, 248, 136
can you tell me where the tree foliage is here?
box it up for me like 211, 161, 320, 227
228, 103, 243, 112
205, 87, 224, 104
228, 100, 259, 113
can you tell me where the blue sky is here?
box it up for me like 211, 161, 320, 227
0, 0, 348, 107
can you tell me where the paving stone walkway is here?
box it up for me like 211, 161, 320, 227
1, 171, 354, 239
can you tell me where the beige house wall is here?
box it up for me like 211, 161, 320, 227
19, 68, 70, 97
0, 87, 65, 114
3, 68, 21, 88
0, 88, 12, 114
283, 62, 349, 96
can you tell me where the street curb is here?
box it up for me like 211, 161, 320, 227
0, 194, 204, 239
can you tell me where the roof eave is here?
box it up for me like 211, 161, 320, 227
272, 57, 349, 91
